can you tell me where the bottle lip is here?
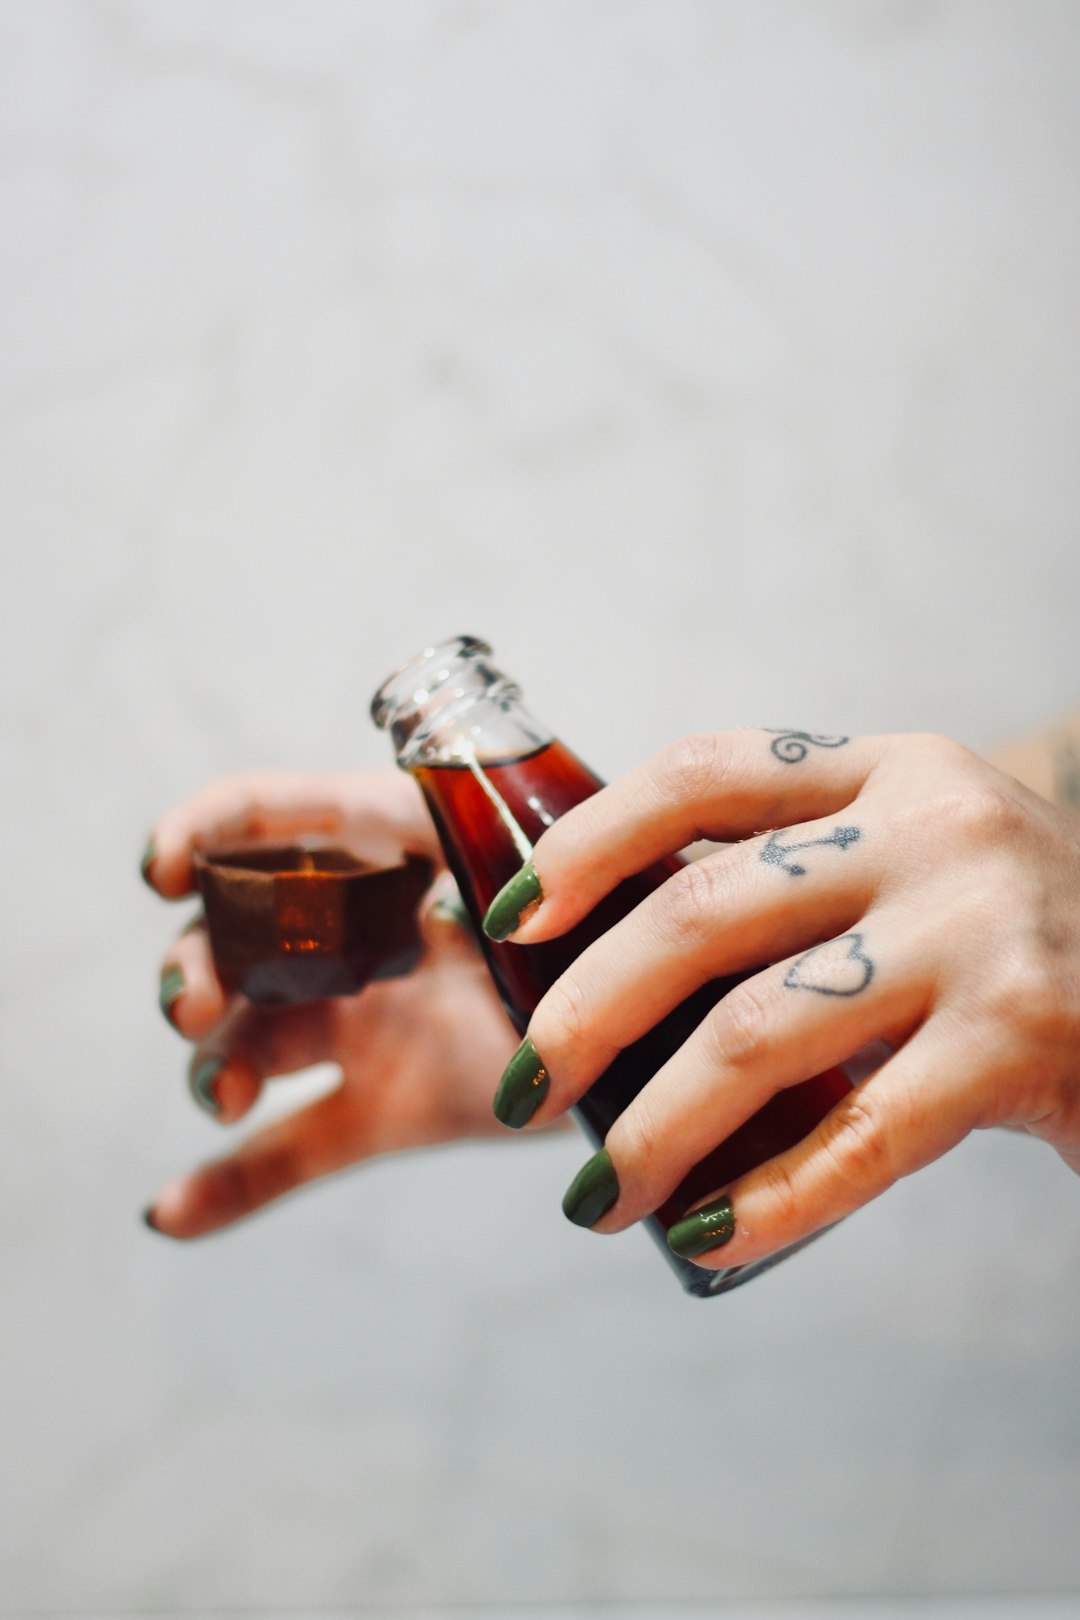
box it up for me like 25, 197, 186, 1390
372, 634, 549, 770
370, 635, 493, 731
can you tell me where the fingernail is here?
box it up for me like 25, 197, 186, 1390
483, 861, 542, 942
158, 966, 185, 1024
433, 890, 471, 928
493, 1036, 549, 1129
190, 1055, 226, 1117
140, 838, 158, 887
562, 1147, 619, 1229
666, 1194, 736, 1259
142, 1206, 162, 1232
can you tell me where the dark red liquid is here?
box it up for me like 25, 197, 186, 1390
413, 740, 851, 1292
196, 844, 433, 1005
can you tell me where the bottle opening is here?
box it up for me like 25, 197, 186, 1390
371, 635, 544, 767
370, 635, 493, 733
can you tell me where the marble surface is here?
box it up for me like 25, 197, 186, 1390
2, 1, 1080, 1615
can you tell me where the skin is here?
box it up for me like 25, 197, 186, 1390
499, 730, 1080, 1269
143, 725, 1080, 1263
143, 772, 524, 1238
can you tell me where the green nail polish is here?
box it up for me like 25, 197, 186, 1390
433, 890, 472, 929
483, 861, 542, 942
190, 1055, 226, 1117
493, 1036, 549, 1129
666, 1194, 736, 1259
142, 1206, 161, 1232
562, 1148, 619, 1229
140, 838, 158, 886
158, 966, 185, 1022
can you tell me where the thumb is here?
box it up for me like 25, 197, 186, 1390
417, 871, 481, 957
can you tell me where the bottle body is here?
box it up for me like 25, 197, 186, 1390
373, 638, 850, 1298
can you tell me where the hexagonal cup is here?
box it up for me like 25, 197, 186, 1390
194, 843, 435, 1005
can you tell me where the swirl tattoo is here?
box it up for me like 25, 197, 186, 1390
765, 729, 851, 765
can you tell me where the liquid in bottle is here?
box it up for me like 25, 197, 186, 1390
373, 637, 850, 1297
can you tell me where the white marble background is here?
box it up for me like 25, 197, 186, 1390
1, 1, 1079, 1615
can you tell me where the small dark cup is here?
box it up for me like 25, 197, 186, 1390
194, 842, 435, 1005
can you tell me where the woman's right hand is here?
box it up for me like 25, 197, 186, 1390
141, 770, 523, 1239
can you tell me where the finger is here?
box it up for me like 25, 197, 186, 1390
157, 916, 229, 1039
501, 818, 877, 1129
561, 915, 933, 1233
185, 998, 337, 1124
142, 769, 436, 899
665, 1021, 981, 1271
482, 729, 884, 943
145, 1082, 363, 1239
417, 871, 481, 959
144, 774, 354, 898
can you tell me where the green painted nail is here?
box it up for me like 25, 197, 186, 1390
140, 838, 158, 886
562, 1148, 619, 1229
142, 1206, 162, 1232
666, 1194, 736, 1259
482, 861, 542, 942
493, 1036, 549, 1129
190, 1055, 226, 1117
158, 966, 185, 1023
433, 890, 472, 930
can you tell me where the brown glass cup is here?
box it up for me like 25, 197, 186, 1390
193, 842, 435, 1005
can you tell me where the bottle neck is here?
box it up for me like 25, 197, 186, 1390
370, 636, 552, 769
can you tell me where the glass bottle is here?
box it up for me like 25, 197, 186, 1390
371, 636, 851, 1297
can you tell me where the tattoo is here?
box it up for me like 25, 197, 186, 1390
765, 729, 850, 765
784, 932, 874, 997
760, 824, 861, 877
1053, 741, 1080, 810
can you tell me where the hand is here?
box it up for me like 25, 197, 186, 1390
483, 731, 1080, 1269
141, 771, 521, 1238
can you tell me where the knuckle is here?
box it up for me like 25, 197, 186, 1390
216, 1147, 299, 1214
535, 971, 594, 1056
710, 979, 772, 1068
931, 782, 1025, 845
532, 792, 593, 864
651, 857, 727, 950
610, 1092, 668, 1204
212, 771, 255, 798
975, 1052, 1048, 1130
988, 952, 1067, 1047
756, 1152, 803, 1233
209, 773, 281, 841
658, 731, 731, 806
819, 1090, 895, 1193
949, 878, 1007, 935
914, 731, 977, 771
201, 771, 255, 815
1043, 1065, 1080, 1143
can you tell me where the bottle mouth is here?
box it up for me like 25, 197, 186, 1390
371, 635, 524, 762
370, 635, 493, 731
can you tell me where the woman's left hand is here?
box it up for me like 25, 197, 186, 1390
481, 730, 1080, 1269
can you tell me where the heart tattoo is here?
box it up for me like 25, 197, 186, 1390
784, 933, 875, 997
